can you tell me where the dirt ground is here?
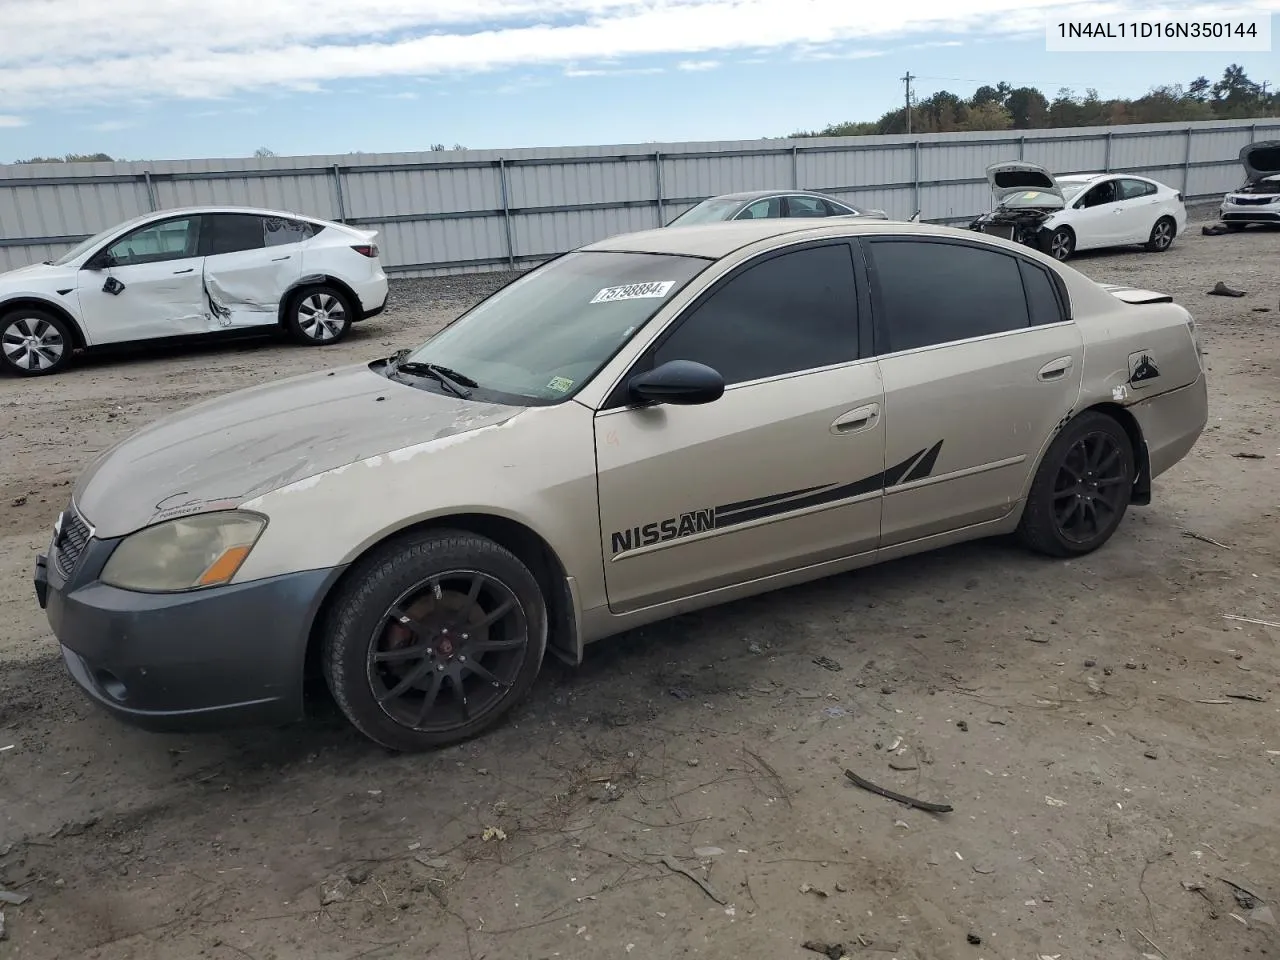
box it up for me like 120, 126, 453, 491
1, 210, 1278, 960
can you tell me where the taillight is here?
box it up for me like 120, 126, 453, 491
352, 244, 378, 258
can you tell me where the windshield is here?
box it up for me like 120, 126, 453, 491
50, 215, 148, 266
399, 251, 709, 404
667, 197, 745, 226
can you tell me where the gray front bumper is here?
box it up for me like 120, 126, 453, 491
37, 528, 343, 733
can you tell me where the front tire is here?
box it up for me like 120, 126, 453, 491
286, 285, 354, 345
322, 530, 548, 752
1017, 411, 1136, 558
1046, 226, 1075, 261
1145, 216, 1176, 252
0, 308, 74, 376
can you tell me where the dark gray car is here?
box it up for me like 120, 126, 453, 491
666, 190, 888, 227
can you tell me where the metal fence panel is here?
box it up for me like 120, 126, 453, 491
3, 118, 1279, 277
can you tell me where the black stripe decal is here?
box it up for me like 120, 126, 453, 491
902, 440, 944, 484
608, 440, 945, 557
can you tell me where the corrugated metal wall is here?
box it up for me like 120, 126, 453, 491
2, 118, 1275, 276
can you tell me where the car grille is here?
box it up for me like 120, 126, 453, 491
54, 507, 92, 579
1232, 196, 1275, 206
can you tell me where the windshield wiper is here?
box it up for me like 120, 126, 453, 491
387, 352, 477, 398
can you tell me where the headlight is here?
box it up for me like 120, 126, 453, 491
100, 511, 267, 593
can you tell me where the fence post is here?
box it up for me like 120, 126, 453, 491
1182, 127, 1194, 194
1018, 136, 1025, 160
791, 145, 799, 188
142, 170, 157, 211
1250, 122, 1257, 143
1103, 132, 1112, 172
498, 158, 515, 270
654, 152, 665, 226
330, 164, 347, 223
912, 140, 921, 217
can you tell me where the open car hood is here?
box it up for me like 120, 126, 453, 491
1240, 140, 1280, 182
986, 161, 1065, 208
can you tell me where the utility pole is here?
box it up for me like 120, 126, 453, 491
902, 72, 915, 134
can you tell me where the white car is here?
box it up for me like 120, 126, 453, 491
0, 205, 390, 376
667, 190, 889, 226
969, 163, 1187, 261
1219, 140, 1280, 230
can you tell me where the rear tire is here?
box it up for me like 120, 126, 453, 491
1145, 216, 1176, 252
285, 285, 354, 346
1045, 226, 1075, 261
0, 308, 74, 377
1017, 411, 1136, 558
322, 530, 548, 752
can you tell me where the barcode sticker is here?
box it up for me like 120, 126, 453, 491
590, 280, 676, 304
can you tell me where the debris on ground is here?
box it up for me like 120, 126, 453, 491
1182, 530, 1232, 548
843, 768, 953, 813
956, 720, 969, 732
1232, 451, 1266, 459
889, 760, 919, 771
693, 846, 724, 859
1253, 306, 1272, 313
481, 826, 507, 842
802, 940, 847, 959
967, 932, 983, 945
1224, 614, 1280, 629
1202, 223, 1229, 235
0, 890, 30, 907
823, 705, 847, 718
668, 687, 692, 700
1144, 750, 1159, 760
1226, 693, 1268, 703
800, 882, 829, 898
813, 656, 843, 672
1208, 281, 1247, 297
658, 855, 727, 904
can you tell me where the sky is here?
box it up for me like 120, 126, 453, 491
0, 0, 1277, 162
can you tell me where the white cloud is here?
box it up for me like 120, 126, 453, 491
677, 59, 721, 71
0, 115, 28, 127
1, 0, 1275, 106
89, 120, 137, 132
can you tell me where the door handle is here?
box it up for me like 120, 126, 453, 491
271, 255, 291, 261
831, 403, 880, 435
1037, 356, 1074, 381
172, 267, 194, 274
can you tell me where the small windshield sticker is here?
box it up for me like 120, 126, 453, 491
1023, 191, 1040, 199
590, 280, 676, 304
547, 376, 575, 393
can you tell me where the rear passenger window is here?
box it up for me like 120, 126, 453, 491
206, 214, 267, 255
1019, 260, 1064, 326
653, 243, 858, 386
868, 240, 1030, 353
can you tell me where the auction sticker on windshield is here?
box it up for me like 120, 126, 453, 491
590, 281, 676, 304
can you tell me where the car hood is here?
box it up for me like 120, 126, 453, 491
986, 161, 1065, 208
1240, 140, 1280, 182
73, 363, 523, 538
0, 260, 69, 287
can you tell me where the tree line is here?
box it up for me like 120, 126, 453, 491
792, 64, 1277, 137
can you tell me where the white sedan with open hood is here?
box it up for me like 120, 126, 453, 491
1219, 140, 1280, 230
0, 205, 389, 376
969, 162, 1187, 262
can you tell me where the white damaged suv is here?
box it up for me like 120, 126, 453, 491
0, 205, 389, 376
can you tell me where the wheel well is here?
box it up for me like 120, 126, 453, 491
1082, 402, 1152, 505
277, 276, 362, 327
1, 298, 87, 348
302, 513, 580, 704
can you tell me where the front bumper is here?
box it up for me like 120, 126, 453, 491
35, 529, 342, 733
1221, 209, 1280, 224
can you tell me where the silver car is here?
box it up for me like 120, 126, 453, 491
35, 219, 1208, 751
667, 189, 888, 226
1219, 140, 1280, 230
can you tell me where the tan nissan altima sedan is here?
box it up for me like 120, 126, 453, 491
34, 219, 1208, 751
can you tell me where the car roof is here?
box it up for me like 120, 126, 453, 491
137, 204, 336, 226
706, 189, 843, 203
582, 218, 967, 259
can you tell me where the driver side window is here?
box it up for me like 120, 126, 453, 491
1079, 181, 1117, 208
104, 217, 202, 267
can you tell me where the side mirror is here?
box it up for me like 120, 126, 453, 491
84, 251, 115, 271
627, 359, 724, 406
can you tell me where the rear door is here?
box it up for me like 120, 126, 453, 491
783, 195, 831, 219
593, 241, 885, 613
1115, 178, 1161, 242
201, 213, 304, 328
861, 235, 1084, 546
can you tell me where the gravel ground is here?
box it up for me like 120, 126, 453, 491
1, 207, 1279, 960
